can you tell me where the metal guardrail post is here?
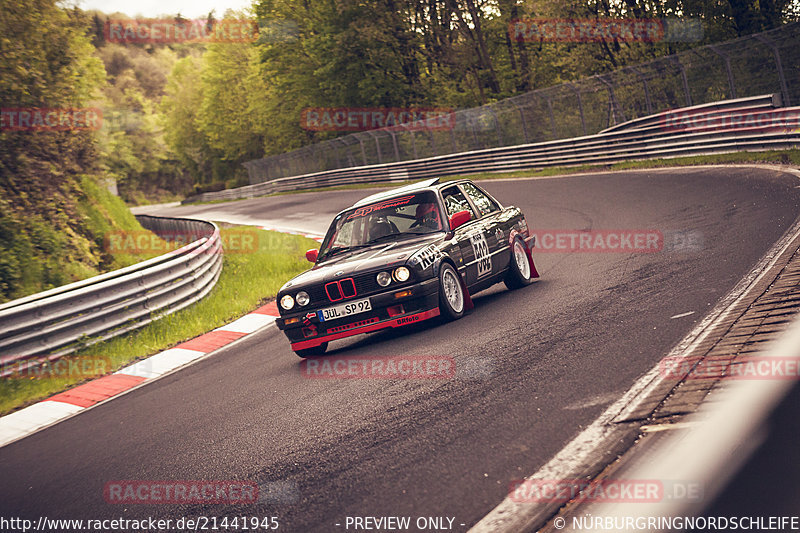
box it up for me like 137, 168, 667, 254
597, 75, 624, 127
485, 106, 503, 147
357, 133, 368, 166
753, 34, 791, 106
388, 129, 400, 161
404, 123, 418, 160
709, 45, 737, 99
629, 66, 653, 116
565, 83, 587, 137
450, 114, 458, 154
510, 98, 530, 143
671, 56, 693, 106
366, 130, 382, 164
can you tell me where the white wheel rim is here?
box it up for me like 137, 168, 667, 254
442, 269, 464, 313
514, 241, 530, 279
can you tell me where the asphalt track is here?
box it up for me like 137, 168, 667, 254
2, 167, 800, 532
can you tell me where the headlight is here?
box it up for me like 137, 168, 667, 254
376, 271, 392, 287
393, 266, 410, 282
280, 294, 295, 310
296, 291, 310, 306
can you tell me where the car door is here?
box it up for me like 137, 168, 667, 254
460, 182, 510, 278
440, 185, 486, 287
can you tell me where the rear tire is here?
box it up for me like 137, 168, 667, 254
295, 342, 328, 358
438, 263, 465, 320
504, 237, 534, 290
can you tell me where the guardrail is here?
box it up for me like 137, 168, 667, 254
241, 23, 799, 183
186, 95, 800, 203
0, 216, 222, 376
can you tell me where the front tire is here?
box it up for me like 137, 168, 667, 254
295, 342, 328, 358
504, 237, 534, 290
438, 263, 465, 320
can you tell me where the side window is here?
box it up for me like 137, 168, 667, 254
461, 182, 499, 216
441, 187, 474, 218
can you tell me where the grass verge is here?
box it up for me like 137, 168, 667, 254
0, 227, 315, 415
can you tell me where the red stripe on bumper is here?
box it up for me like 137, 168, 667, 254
291, 308, 441, 351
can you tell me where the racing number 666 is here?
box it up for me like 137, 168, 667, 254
470, 233, 492, 278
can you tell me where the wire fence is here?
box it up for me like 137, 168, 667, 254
244, 22, 799, 184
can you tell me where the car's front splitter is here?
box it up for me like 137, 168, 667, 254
290, 307, 441, 351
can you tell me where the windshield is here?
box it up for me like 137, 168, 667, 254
318, 191, 444, 261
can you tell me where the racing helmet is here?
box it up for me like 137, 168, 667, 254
415, 202, 440, 229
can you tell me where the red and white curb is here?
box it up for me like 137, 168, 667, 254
0, 302, 283, 448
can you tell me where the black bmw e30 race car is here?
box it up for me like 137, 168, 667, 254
275, 178, 539, 357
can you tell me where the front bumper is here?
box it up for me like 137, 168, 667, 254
277, 278, 440, 350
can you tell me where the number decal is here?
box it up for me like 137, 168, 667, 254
470, 233, 492, 278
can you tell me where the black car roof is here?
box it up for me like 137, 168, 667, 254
351, 177, 469, 208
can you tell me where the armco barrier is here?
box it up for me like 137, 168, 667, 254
0, 216, 222, 375
242, 22, 799, 183
186, 95, 800, 203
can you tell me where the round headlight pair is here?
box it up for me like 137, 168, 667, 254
377, 266, 411, 287
281, 291, 310, 310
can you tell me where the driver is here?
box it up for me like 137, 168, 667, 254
414, 202, 441, 230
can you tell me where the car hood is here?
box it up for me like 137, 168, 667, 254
282, 234, 444, 290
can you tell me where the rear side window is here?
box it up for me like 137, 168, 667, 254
441, 187, 474, 218
461, 182, 499, 216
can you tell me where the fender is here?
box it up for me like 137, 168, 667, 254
509, 230, 539, 279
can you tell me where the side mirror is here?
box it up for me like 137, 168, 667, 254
449, 210, 472, 231
305, 249, 319, 263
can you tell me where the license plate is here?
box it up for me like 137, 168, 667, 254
317, 299, 372, 321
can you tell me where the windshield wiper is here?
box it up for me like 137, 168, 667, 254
320, 244, 373, 260
364, 233, 404, 245
401, 229, 442, 235
364, 229, 441, 246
